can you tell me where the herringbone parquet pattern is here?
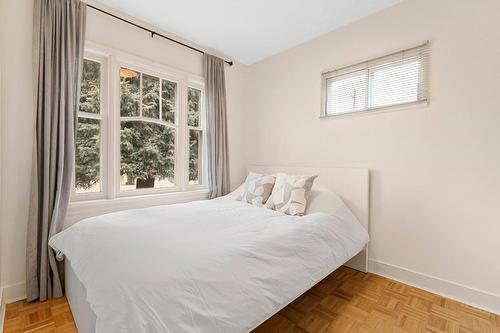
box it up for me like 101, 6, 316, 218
254, 267, 500, 333
4, 266, 499, 333
3, 296, 77, 333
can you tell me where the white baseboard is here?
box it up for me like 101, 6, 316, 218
369, 259, 500, 315
2, 282, 26, 304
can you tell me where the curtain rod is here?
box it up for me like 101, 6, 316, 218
86, 4, 233, 66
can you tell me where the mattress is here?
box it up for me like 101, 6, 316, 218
54, 197, 369, 332
65, 260, 97, 333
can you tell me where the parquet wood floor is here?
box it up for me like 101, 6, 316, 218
4, 266, 499, 333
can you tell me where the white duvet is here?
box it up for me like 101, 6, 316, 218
49, 197, 368, 333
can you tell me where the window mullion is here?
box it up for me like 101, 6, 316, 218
366, 69, 371, 110
200, 88, 207, 186
159, 78, 162, 121
118, 116, 177, 129
77, 111, 103, 120
109, 56, 119, 200
179, 80, 188, 192
139, 72, 143, 117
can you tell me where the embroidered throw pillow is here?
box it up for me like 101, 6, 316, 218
239, 172, 276, 206
265, 173, 318, 216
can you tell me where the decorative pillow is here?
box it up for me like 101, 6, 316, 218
239, 172, 276, 206
305, 186, 344, 215
265, 173, 318, 216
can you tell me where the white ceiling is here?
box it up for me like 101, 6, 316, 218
94, 0, 402, 65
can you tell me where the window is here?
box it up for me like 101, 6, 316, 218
119, 68, 177, 191
75, 58, 103, 194
321, 42, 429, 117
74, 47, 206, 200
188, 87, 203, 185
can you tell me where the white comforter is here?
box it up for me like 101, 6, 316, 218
49, 197, 368, 333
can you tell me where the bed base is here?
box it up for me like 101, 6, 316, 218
64, 166, 370, 332
65, 260, 97, 333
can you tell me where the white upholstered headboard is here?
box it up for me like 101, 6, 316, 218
247, 165, 370, 272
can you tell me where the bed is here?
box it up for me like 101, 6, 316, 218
51, 166, 370, 333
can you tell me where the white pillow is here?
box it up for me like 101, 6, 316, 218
305, 186, 345, 214
265, 173, 317, 216
238, 172, 276, 206
225, 183, 246, 199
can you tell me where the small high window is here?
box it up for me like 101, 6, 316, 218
321, 42, 429, 117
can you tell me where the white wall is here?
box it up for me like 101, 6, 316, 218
0, 0, 35, 302
0, 0, 246, 302
239, 0, 500, 311
0, 0, 7, 319
1, 0, 499, 315
225, 63, 249, 190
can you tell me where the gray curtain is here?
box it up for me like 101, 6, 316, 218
27, 0, 86, 302
204, 54, 230, 199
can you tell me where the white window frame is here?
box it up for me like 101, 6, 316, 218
113, 59, 183, 197
321, 41, 429, 118
72, 50, 109, 201
185, 82, 207, 191
72, 43, 207, 202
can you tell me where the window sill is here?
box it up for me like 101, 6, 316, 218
320, 99, 429, 119
66, 189, 209, 228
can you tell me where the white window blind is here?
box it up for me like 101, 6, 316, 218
322, 42, 429, 116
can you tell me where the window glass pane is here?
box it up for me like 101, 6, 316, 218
142, 74, 160, 119
75, 118, 100, 193
120, 67, 140, 117
326, 70, 367, 115
80, 59, 100, 114
120, 121, 175, 190
188, 87, 201, 127
323, 44, 428, 117
189, 129, 202, 184
162, 79, 176, 123
370, 60, 420, 108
